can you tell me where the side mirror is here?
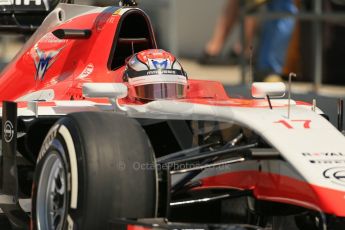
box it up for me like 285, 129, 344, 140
82, 83, 128, 99
251, 82, 286, 98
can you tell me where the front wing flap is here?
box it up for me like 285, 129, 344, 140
109, 219, 263, 230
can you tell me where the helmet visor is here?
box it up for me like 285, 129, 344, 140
134, 83, 187, 100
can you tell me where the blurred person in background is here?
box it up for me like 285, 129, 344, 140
198, 0, 260, 65
255, 0, 298, 82
199, 0, 298, 82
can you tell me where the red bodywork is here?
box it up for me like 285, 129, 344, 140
0, 7, 306, 107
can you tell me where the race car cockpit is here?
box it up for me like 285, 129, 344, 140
109, 8, 157, 70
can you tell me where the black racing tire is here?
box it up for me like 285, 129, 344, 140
31, 112, 157, 230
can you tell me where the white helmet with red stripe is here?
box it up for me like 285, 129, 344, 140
124, 49, 188, 100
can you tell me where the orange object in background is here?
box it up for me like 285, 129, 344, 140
283, 0, 302, 80
283, 21, 301, 78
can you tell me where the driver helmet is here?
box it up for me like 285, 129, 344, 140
124, 49, 188, 100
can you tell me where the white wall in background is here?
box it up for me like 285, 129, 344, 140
148, 0, 239, 59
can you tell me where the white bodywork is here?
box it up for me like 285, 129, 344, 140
8, 98, 345, 195
252, 82, 286, 98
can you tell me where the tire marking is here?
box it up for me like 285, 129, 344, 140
67, 214, 74, 230
38, 124, 59, 162
59, 125, 78, 209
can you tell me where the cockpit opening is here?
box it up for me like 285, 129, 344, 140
108, 10, 157, 70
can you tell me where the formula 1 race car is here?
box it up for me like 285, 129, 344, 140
0, 1, 345, 230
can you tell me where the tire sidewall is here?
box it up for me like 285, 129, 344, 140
32, 122, 82, 230
32, 113, 157, 230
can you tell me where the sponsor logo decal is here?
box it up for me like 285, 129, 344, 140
40, 33, 66, 44
302, 152, 345, 164
323, 167, 345, 186
76, 64, 94, 80
302, 152, 344, 157
112, 8, 131, 16
32, 45, 64, 81
4, 120, 14, 143
310, 159, 345, 164
147, 69, 176, 75
113, 8, 122, 15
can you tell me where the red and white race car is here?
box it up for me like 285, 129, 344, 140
0, 1, 344, 230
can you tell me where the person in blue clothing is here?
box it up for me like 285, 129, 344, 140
255, 0, 298, 81
200, 0, 298, 82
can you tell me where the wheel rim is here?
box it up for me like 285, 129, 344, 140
36, 152, 67, 230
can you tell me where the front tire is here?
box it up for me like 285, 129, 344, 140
32, 112, 157, 230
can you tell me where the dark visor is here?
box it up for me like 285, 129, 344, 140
135, 83, 186, 100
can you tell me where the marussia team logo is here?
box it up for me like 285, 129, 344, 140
152, 60, 168, 69
32, 46, 64, 81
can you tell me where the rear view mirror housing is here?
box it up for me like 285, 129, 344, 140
251, 82, 286, 99
82, 83, 128, 99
